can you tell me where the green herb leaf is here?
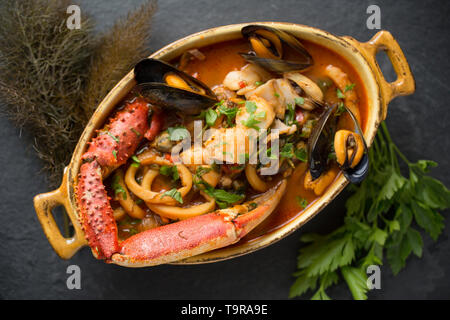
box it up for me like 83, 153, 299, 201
295, 148, 307, 162
345, 83, 355, 92
161, 188, 183, 204
296, 196, 308, 208
295, 97, 305, 106
218, 104, 239, 126
131, 155, 140, 168
281, 143, 294, 159
336, 88, 345, 99
205, 108, 218, 127
130, 127, 141, 137
106, 131, 119, 143
241, 114, 261, 130
112, 174, 127, 200
290, 121, 450, 300
195, 177, 244, 208
245, 101, 257, 114
285, 103, 295, 126
160, 165, 180, 181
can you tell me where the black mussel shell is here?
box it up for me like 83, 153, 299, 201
136, 82, 217, 115
241, 25, 313, 73
308, 104, 337, 180
134, 58, 216, 98
239, 53, 312, 74
308, 103, 369, 183
341, 106, 369, 183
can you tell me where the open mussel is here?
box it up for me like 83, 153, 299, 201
308, 104, 368, 183
337, 106, 369, 183
240, 25, 313, 73
134, 58, 217, 115
308, 104, 338, 180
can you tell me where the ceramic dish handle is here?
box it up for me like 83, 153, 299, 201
34, 170, 86, 259
344, 30, 415, 119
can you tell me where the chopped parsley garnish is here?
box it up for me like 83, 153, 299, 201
194, 176, 244, 209
205, 108, 218, 127
112, 150, 117, 160
196, 166, 212, 177
204, 187, 244, 209
106, 131, 119, 143
266, 148, 278, 160
112, 174, 127, 200
285, 103, 295, 125
131, 155, 140, 168
130, 127, 141, 137
218, 104, 239, 127
280, 143, 294, 159
274, 92, 280, 98
336, 88, 345, 99
295, 148, 308, 162
295, 196, 308, 208
295, 97, 305, 106
161, 188, 183, 204
241, 111, 265, 130
245, 101, 257, 114
345, 83, 355, 92
160, 165, 180, 181
255, 81, 263, 86
168, 126, 190, 141
336, 102, 347, 116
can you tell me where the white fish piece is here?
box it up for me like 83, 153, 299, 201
236, 96, 275, 131
223, 63, 270, 91
271, 118, 297, 135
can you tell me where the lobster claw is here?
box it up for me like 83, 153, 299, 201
111, 180, 287, 267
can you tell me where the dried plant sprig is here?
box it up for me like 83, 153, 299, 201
0, 0, 157, 187
81, 0, 157, 120
0, 0, 95, 186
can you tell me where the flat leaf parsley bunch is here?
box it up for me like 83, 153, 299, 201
290, 122, 450, 300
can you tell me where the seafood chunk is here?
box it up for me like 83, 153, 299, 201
204, 127, 256, 164
284, 72, 324, 107
212, 84, 237, 101
324, 65, 360, 123
271, 118, 297, 135
236, 96, 276, 130
223, 63, 270, 92
243, 79, 294, 119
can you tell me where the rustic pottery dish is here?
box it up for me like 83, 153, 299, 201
34, 22, 415, 266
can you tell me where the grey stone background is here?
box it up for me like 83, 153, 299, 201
0, 0, 449, 299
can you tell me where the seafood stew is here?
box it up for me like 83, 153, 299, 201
75, 25, 368, 265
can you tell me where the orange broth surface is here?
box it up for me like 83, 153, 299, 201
179, 38, 368, 242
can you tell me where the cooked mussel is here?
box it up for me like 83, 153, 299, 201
240, 25, 313, 73
134, 58, 217, 115
308, 104, 368, 183
308, 104, 337, 180
338, 106, 369, 183
334, 130, 364, 169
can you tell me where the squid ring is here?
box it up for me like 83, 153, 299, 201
125, 164, 192, 205
113, 169, 147, 219
245, 164, 270, 192
146, 191, 216, 220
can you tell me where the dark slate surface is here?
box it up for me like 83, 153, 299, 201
0, 0, 449, 299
